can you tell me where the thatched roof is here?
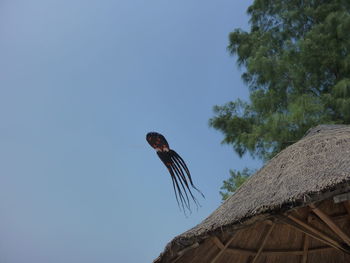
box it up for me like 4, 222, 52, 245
154, 125, 350, 263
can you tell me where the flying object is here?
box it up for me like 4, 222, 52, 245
146, 132, 204, 213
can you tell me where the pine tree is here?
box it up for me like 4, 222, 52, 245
211, 0, 350, 199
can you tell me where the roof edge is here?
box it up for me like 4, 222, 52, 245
154, 180, 350, 263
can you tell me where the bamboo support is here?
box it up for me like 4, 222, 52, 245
287, 215, 343, 249
251, 223, 275, 263
215, 245, 333, 257
301, 216, 311, 263
210, 235, 235, 263
310, 203, 350, 246
211, 236, 225, 250
211, 232, 334, 257
331, 212, 350, 221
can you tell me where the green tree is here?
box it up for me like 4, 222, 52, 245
211, 0, 350, 199
220, 168, 253, 201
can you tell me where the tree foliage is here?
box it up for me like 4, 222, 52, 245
212, 0, 350, 199
220, 168, 254, 201
210, 0, 350, 161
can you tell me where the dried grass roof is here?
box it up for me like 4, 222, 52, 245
154, 125, 350, 262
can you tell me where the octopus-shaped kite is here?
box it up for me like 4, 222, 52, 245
146, 132, 204, 213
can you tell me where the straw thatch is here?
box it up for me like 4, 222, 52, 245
154, 125, 350, 263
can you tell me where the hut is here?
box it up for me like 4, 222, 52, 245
154, 125, 350, 263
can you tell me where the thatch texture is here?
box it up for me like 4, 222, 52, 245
154, 125, 350, 263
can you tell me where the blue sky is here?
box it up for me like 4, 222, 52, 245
0, 1, 259, 262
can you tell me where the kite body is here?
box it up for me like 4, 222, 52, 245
146, 132, 204, 213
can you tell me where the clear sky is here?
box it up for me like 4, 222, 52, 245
0, 1, 258, 262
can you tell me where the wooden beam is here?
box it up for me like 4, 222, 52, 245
210, 235, 235, 263
211, 236, 224, 250
225, 247, 256, 256
301, 235, 309, 263
251, 223, 275, 263
218, 246, 334, 257
262, 246, 333, 256
286, 215, 347, 253
301, 215, 311, 263
307, 246, 335, 253
331, 212, 349, 221
310, 212, 349, 222
310, 203, 350, 246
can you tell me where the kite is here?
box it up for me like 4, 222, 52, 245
146, 132, 204, 213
